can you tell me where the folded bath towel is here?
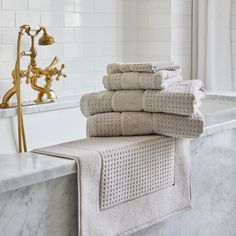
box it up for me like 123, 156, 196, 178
87, 111, 205, 139
33, 136, 191, 236
103, 72, 182, 90
80, 80, 204, 117
107, 62, 181, 74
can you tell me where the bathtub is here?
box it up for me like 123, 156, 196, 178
200, 93, 236, 137
0, 94, 236, 235
201, 98, 236, 114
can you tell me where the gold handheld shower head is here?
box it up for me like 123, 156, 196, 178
38, 27, 55, 45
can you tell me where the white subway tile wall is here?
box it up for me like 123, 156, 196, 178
136, 0, 172, 62
171, 0, 192, 80
0, 0, 192, 102
135, 0, 192, 80
231, 0, 236, 90
0, 0, 137, 101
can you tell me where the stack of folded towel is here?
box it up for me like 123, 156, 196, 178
81, 62, 205, 139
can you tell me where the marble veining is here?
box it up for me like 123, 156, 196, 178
0, 174, 78, 236
133, 128, 236, 236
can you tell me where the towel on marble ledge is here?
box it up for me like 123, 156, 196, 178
33, 136, 191, 236
107, 62, 181, 74
103, 72, 182, 90
87, 111, 205, 139
81, 80, 204, 117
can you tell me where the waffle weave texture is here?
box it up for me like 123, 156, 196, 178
103, 72, 182, 90
87, 111, 205, 139
107, 62, 181, 74
81, 80, 204, 117
61, 136, 175, 209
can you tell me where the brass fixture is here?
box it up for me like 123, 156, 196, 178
38, 27, 55, 45
0, 25, 66, 153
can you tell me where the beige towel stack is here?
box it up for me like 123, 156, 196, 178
104, 62, 182, 90
81, 62, 205, 139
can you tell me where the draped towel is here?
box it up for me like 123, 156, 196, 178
33, 136, 191, 236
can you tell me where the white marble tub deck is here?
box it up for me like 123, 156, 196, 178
0, 92, 236, 195
0, 153, 76, 194
202, 93, 236, 135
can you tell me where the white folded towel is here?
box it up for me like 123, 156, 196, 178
103, 72, 182, 90
107, 62, 181, 74
87, 111, 205, 139
80, 80, 204, 117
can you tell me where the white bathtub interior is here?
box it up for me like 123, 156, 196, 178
200, 99, 236, 115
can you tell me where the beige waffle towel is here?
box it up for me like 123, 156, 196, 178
81, 80, 204, 117
107, 62, 181, 74
33, 136, 191, 236
87, 111, 205, 139
103, 72, 182, 90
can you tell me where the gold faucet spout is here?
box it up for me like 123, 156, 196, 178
0, 86, 16, 108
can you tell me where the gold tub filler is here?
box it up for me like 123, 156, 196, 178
0, 25, 66, 153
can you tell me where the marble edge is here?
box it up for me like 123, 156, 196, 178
203, 119, 236, 137
0, 154, 77, 194
205, 91, 236, 102
0, 95, 82, 119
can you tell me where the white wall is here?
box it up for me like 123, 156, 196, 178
135, 0, 192, 80
0, 0, 137, 103
135, 0, 172, 62
0, 0, 193, 105
171, 0, 192, 80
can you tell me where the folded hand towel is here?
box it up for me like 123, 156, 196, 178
80, 80, 204, 117
33, 137, 191, 236
103, 72, 182, 90
107, 62, 181, 74
87, 111, 205, 139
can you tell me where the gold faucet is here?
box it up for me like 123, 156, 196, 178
0, 25, 66, 153
26, 56, 66, 103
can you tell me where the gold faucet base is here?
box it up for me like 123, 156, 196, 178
34, 98, 55, 104
0, 103, 10, 108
